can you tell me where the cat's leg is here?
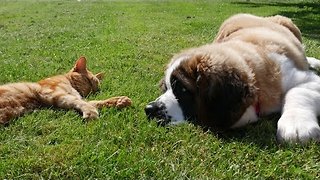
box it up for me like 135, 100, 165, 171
63, 96, 99, 119
0, 107, 30, 124
40, 93, 99, 119
60, 95, 99, 119
0, 109, 14, 124
89, 96, 132, 109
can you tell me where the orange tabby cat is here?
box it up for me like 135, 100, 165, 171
0, 56, 132, 124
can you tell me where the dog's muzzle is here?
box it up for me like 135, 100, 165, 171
145, 101, 170, 125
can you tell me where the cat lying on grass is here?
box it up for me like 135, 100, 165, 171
0, 56, 132, 124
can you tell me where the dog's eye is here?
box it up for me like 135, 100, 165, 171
171, 78, 190, 96
177, 84, 190, 95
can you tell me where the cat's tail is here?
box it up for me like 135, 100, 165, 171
0, 83, 41, 124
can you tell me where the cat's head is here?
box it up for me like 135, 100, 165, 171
68, 56, 104, 97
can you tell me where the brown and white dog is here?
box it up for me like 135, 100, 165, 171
145, 13, 320, 143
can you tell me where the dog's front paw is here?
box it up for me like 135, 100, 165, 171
82, 106, 99, 120
277, 113, 320, 144
115, 96, 132, 108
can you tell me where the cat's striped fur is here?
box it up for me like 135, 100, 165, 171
0, 56, 131, 124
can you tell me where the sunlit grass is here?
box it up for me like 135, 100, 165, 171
0, 0, 320, 179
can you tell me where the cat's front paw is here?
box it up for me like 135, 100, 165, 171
115, 96, 132, 108
83, 107, 99, 120
277, 113, 320, 144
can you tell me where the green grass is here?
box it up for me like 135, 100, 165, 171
0, 0, 320, 179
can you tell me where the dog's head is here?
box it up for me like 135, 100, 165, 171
145, 48, 257, 130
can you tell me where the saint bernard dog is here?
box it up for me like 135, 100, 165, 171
145, 13, 320, 143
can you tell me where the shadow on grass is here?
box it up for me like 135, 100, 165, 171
214, 114, 281, 149
215, 114, 320, 148
233, 1, 320, 41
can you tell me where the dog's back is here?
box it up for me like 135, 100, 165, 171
214, 13, 308, 70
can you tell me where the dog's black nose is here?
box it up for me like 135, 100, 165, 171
145, 101, 165, 119
145, 101, 171, 126
145, 101, 159, 118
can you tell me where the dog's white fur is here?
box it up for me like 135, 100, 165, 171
156, 88, 185, 124
158, 56, 188, 125
276, 56, 320, 142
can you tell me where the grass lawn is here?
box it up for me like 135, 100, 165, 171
1, 0, 320, 179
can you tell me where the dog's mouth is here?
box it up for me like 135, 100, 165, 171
154, 118, 171, 126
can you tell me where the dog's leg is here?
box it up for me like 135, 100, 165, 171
307, 57, 320, 69
277, 74, 320, 143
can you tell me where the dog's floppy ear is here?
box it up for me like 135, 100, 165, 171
196, 62, 256, 130
266, 15, 302, 43
158, 78, 167, 93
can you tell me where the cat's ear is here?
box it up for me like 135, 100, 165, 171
74, 56, 87, 73
95, 72, 104, 80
